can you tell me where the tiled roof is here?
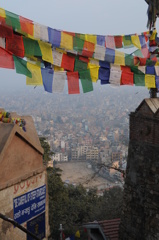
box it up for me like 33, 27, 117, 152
98, 218, 120, 240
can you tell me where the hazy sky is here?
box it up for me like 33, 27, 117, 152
0, 0, 156, 91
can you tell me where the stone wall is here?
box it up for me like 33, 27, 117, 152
0, 171, 50, 240
119, 104, 159, 240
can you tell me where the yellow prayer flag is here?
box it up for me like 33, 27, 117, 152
26, 62, 43, 85
131, 35, 141, 49
114, 50, 125, 66
75, 230, 80, 238
60, 32, 73, 50
53, 66, 64, 71
149, 29, 157, 40
38, 41, 53, 64
145, 74, 156, 88
85, 34, 97, 44
88, 63, 99, 82
0, 8, 6, 18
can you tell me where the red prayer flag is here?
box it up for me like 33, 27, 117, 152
114, 35, 123, 48
6, 34, 24, 57
138, 57, 147, 66
67, 71, 80, 94
19, 16, 34, 36
0, 24, 13, 38
82, 40, 95, 58
121, 66, 131, 73
0, 47, 14, 69
141, 46, 150, 58
79, 56, 89, 63
63, 31, 75, 37
61, 53, 75, 72
121, 71, 134, 85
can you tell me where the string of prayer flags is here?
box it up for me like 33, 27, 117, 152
67, 71, 80, 94
1, 7, 159, 95
13, 55, 32, 77
79, 69, 93, 93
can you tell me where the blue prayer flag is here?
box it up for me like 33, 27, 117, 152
97, 35, 105, 46
99, 60, 110, 69
41, 68, 54, 93
99, 67, 110, 81
105, 48, 115, 63
48, 28, 61, 47
146, 66, 155, 75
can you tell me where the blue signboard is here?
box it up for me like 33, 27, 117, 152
13, 185, 46, 224
27, 212, 45, 240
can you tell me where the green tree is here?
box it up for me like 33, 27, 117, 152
47, 166, 123, 240
39, 137, 53, 165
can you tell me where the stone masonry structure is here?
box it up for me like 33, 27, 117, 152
0, 109, 50, 240
119, 98, 159, 240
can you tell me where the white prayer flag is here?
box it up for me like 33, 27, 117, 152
52, 49, 63, 67
94, 44, 105, 61
34, 23, 49, 42
52, 71, 66, 93
109, 70, 122, 86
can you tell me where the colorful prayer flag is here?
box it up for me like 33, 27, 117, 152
94, 45, 106, 61
61, 32, 73, 51
0, 47, 14, 69
121, 71, 134, 85
145, 74, 156, 88
61, 54, 75, 72
79, 69, 93, 93
75, 230, 80, 238
105, 36, 115, 49
38, 41, 53, 64
114, 35, 123, 48
41, 68, 54, 93
13, 55, 32, 77
26, 62, 43, 85
52, 71, 66, 93
23, 37, 42, 57
48, 28, 61, 47
82, 41, 95, 58
114, 50, 125, 66
67, 71, 80, 94
19, 16, 33, 36
134, 74, 145, 86
5, 10, 20, 30
6, 34, 24, 57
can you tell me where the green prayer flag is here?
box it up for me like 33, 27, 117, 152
74, 58, 87, 71
13, 55, 32, 78
23, 37, 42, 57
73, 36, 85, 54
5, 10, 21, 30
134, 74, 145, 86
131, 66, 144, 75
133, 49, 143, 57
123, 35, 133, 48
79, 69, 93, 93
125, 53, 134, 67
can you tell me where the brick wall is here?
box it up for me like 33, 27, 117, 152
119, 101, 159, 240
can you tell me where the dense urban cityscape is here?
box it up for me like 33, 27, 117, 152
0, 82, 150, 185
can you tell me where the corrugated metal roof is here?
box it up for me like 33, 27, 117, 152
98, 218, 120, 240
